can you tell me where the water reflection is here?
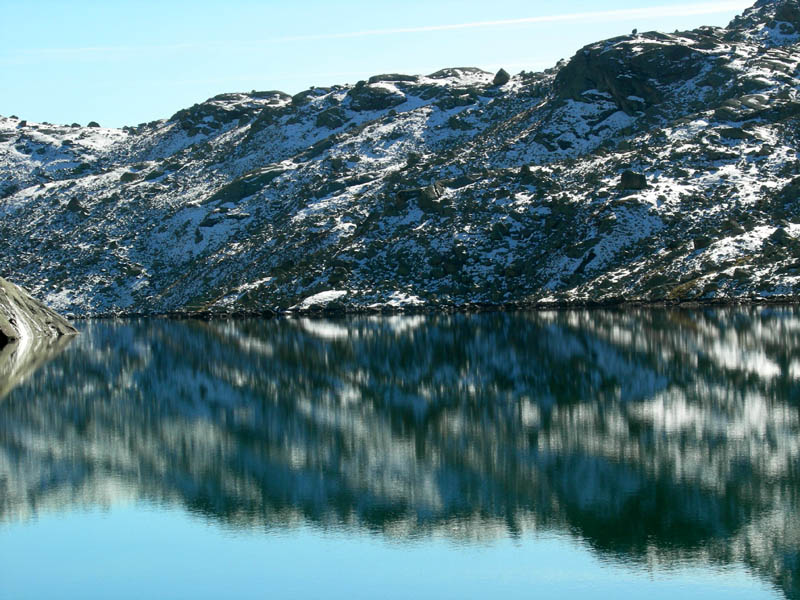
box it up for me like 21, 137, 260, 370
1, 309, 798, 597
0, 335, 74, 400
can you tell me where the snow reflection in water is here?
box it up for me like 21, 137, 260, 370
0, 308, 798, 598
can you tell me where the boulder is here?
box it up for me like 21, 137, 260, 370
520, 165, 536, 184
767, 226, 793, 247
66, 197, 84, 213
418, 182, 448, 213
367, 74, 418, 84
347, 82, 406, 112
315, 107, 349, 129
0, 277, 77, 345
492, 68, 511, 86
618, 170, 648, 190
555, 38, 702, 113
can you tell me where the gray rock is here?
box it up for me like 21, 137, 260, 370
315, 107, 349, 129
347, 82, 406, 111
367, 73, 418, 84
0, 277, 77, 344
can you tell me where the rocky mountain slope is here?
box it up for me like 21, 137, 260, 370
3, 0, 800, 316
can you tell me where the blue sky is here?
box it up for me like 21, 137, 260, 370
1, 0, 752, 128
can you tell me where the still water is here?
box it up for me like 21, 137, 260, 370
0, 309, 798, 599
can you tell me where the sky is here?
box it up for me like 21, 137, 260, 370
0, 0, 753, 128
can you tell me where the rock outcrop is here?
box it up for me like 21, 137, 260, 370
0, 277, 77, 344
618, 170, 648, 190
492, 68, 511, 86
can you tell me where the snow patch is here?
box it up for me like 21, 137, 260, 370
294, 290, 348, 310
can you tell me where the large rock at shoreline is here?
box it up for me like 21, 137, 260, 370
0, 277, 77, 344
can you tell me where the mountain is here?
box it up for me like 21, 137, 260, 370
3, 0, 800, 316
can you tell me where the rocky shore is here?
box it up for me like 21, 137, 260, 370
0, 277, 77, 344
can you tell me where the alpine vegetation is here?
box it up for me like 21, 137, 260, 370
3, 0, 800, 316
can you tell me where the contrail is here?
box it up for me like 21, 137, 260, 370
274, 1, 752, 42
7, 0, 751, 59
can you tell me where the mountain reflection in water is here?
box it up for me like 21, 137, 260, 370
1, 309, 798, 597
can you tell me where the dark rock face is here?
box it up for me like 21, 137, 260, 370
0, 278, 76, 343
555, 36, 703, 113
776, 1, 800, 24
368, 73, 419, 84
315, 107, 349, 129
346, 81, 406, 111
66, 197, 84, 213
618, 171, 648, 190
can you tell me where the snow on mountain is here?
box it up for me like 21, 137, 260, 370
3, 0, 800, 316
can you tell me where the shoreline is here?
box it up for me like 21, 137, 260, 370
68, 295, 800, 321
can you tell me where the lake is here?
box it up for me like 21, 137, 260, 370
0, 309, 798, 599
